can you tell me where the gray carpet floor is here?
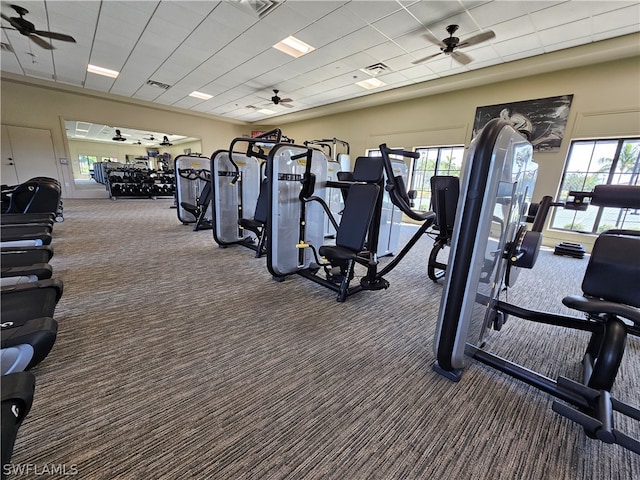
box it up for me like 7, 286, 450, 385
8, 198, 639, 479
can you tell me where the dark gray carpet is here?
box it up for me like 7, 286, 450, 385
9, 198, 639, 479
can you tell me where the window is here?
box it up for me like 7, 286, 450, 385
551, 138, 640, 233
410, 146, 464, 211
78, 154, 98, 175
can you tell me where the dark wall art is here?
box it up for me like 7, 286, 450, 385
472, 94, 574, 151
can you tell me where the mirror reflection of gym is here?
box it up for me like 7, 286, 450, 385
64, 121, 202, 197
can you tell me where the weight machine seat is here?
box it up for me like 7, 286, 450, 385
319, 183, 381, 263
1, 371, 35, 473
562, 230, 640, 322
1, 317, 58, 374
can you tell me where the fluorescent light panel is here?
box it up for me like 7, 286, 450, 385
356, 78, 386, 90
258, 108, 275, 115
87, 64, 119, 78
189, 91, 213, 100
273, 35, 315, 58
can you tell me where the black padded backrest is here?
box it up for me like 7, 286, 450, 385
197, 181, 212, 206
336, 183, 380, 252
430, 176, 459, 233
352, 157, 384, 183
582, 230, 640, 307
253, 179, 269, 224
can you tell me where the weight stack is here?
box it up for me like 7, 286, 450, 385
553, 242, 586, 259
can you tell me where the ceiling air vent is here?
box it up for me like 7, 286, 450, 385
146, 79, 171, 90
231, 0, 280, 18
363, 63, 389, 77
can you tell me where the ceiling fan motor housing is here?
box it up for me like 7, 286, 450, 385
442, 36, 459, 53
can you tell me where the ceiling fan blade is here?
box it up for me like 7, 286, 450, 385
451, 50, 472, 65
28, 33, 53, 50
33, 30, 76, 43
1, 13, 13, 22
280, 102, 294, 109
422, 32, 446, 48
411, 52, 442, 65
458, 30, 495, 48
280, 98, 293, 103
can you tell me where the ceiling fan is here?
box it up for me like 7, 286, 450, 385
159, 136, 173, 146
1, 4, 76, 50
270, 89, 293, 108
143, 134, 157, 141
412, 25, 495, 66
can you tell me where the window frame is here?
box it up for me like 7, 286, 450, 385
550, 136, 640, 234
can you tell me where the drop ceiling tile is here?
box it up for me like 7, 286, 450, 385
592, 5, 640, 34
492, 32, 542, 57
371, 9, 424, 39
501, 46, 546, 63
364, 41, 407, 63
466, 1, 530, 28
529, 3, 592, 31
322, 27, 389, 60
345, 0, 403, 23
593, 25, 639, 42
405, 1, 469, 27
539, 18, 593, 46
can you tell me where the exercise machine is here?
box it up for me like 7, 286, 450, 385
211, 129, 282, 255
266, 144, 328, 280
433, 117, 640, 453
1, 278, 62, 374
266, 144, 435, 302
174, 155, 212, 230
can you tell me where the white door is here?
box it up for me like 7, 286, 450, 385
1, 125, 59, 184
1, 125, 19, 185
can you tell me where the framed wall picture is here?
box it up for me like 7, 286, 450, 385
472, 94, 574, 151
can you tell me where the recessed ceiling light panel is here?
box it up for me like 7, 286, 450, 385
273, 36, 315, 58
356, 78, 386, 90
87, 64, 119, 78
189, 91, 213, 100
